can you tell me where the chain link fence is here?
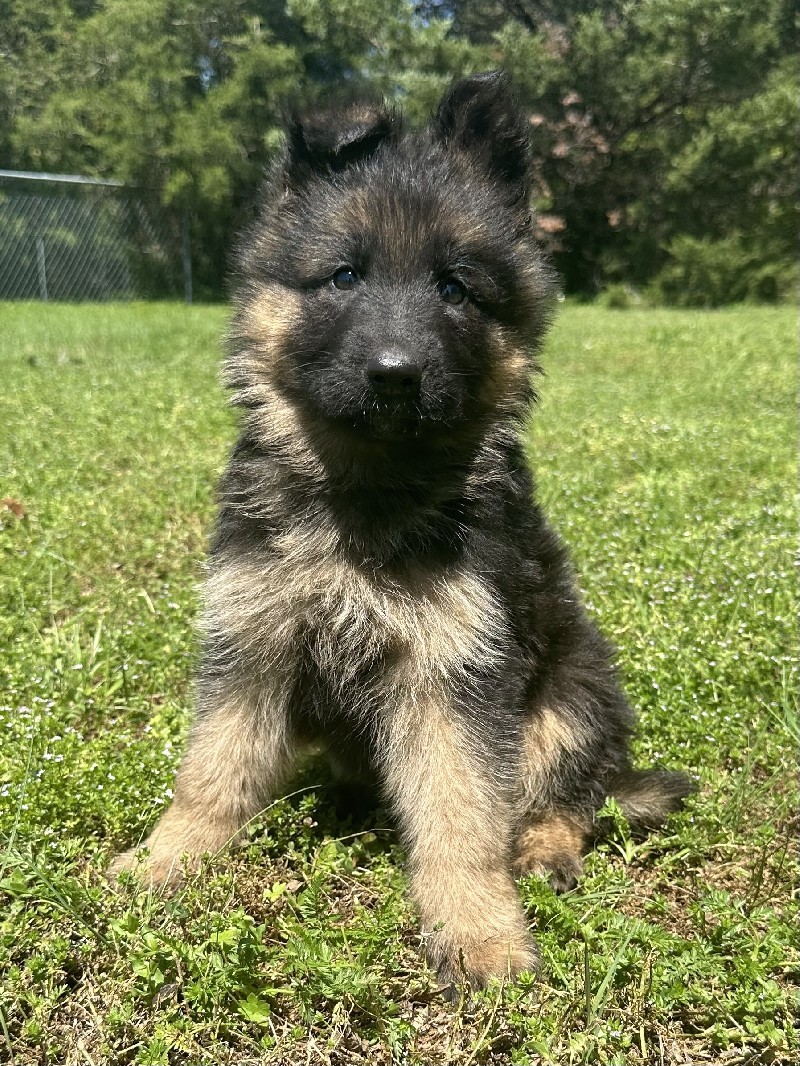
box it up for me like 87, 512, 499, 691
0, 171, 190, 302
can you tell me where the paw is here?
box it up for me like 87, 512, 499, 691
428, 930, 539, 994
513, 815, 586, 892
106, 806, 232, 887
106, 844, 199, 887
513, 849, 583, 893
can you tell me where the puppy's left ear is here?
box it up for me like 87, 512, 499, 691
284, 103, 401, 189
432, 71, 530, 197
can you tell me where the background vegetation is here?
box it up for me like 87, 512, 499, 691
1, 3, 797, 1060
1, 0, 796, 300
1, 302, 797, 1063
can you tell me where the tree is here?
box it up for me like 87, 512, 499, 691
4, 1, 483, 295
453, 0, 797, 295
2, 0, 795, 299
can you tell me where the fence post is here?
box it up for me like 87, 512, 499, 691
181, 211, 192, 304
36, 237, 48, 301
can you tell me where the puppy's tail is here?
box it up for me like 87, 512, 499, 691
605, 768, 695, 836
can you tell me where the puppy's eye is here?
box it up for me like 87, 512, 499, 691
332, 267, 359, 291
439, 278, 467, 305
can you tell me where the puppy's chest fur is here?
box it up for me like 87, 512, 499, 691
203, 500, 511, 725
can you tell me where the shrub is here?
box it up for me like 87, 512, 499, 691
650, 235, 796, 307
600, 284, 642, 309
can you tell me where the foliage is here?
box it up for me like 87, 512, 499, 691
650, 55, 798, 305
494, 0, 796, 292
0, 1, 796, 297
649, 233, 798, 307
599, 284, 640, 310
0, 301, 797, 1062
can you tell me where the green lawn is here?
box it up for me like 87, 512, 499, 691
0, 302, 796, 1065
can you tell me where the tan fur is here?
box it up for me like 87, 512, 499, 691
480, 327, 532, 418
229, 282, 301, 403
108, 682, 295, 883
513, 811, 588, 887
520, 706, 587, 811
379, 687, 536, 986
204, 534, 508, 698
338, 187, 375, 233
113, 533, 511, 897
439, 209, 493, 249
234, 281, 300, 348
360, 571, 535, 986
333, 185, 496, 265
225, 285, 334, 480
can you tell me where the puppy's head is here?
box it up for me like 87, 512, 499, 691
230, 72, 554, 449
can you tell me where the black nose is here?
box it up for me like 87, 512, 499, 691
366, 351, 422, 398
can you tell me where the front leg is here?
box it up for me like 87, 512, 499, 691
378, 692, 536, 990
109, 669, 296, 884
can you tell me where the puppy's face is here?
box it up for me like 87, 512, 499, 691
234, 74, 553, 442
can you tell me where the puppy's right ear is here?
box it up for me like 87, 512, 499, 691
283, 103, 401, 190
432, 71, 530, 199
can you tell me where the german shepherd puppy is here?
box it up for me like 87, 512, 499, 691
111, 72, 692, 989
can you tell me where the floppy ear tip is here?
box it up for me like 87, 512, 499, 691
278, 99, 401, 191
286, 102, 400, 164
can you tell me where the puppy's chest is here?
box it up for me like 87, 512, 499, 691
205, 526, 508, 687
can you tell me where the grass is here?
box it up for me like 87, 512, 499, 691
0, 301, 797, 1065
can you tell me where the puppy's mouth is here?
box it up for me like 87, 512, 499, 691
365, 399, 426, 437
321, 389, 458, 441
